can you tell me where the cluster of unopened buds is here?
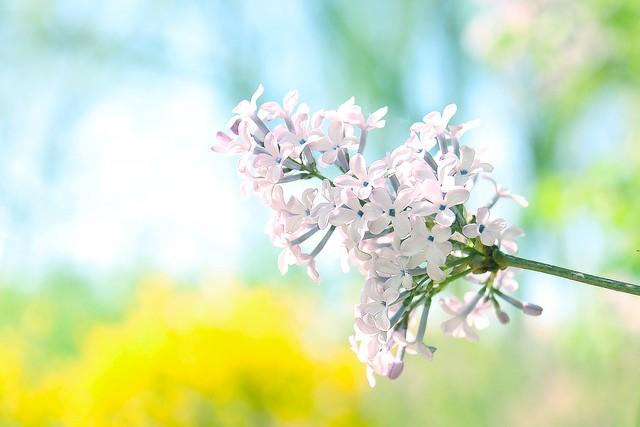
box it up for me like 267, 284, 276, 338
213, 85, 544, 386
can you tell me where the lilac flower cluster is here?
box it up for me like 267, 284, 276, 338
213, 85, 542, 386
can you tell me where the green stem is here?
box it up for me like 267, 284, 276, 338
494, 251, 640, 297
445, 255, 472, 268
306, 169, 330, 181
435, 268, 472, 290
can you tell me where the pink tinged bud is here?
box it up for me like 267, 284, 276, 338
522, 302, 543, 316
386, 360, 404, 380
496, 309, 510, 324
230, 118, 241, 135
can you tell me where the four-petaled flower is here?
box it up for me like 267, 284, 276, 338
453, 146, 493, 185
284, 188, 318, 233
440, 292, 491, 342
462, 207, 507, 246
415, 180, 469, 226
400, 219, 452, 281
330, 190, 373, 238
253, 133, 294, 183
309, 120, 358, 167
335, 154, 384, 199
364, 187, 415, 237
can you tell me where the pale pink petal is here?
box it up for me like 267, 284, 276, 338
401, 274, 413, 289
251, 83, 264, 105
480, 231, 497, 246
211, 131, 232, 153
277, 249, 290, 274
392, 215, 411, 238
253, 154, 273, 169
490, 219, 507, 231
357, 185, 373, 200
334, 175, 359, 188
444, 188, 469, 206
363, 204, 384, 221
260, 101, 281, 118
376, 260, 400, 276
368, 216, 390, 235
237, 119, 253, 143
279, 145, 294, 161
285, 215, 305, 234
476, 207, 490, 224
501, 240, 518, 254
367, 106, 388, 128
370, 187, 392, 209
400, 236, 424, 256
411, 201, 437, 216
427, 264, 445, 282
283, 90, 299, 113
301, 188, 317, 209
264, 133, 279, 156
287, 197, 306, 214
330, 208, 354, 225
441, 317, 463, 336
361, 302, 385, 316
461, 323, 480, 342
432, 225, 452, 243
232, 100, 252, 116
478, 162, 494, 172
366, 367, 377, 387
502, 226, 524, 240
420, 180, 443, 203
320, 150, 338, 166
451, 119, 481, 138
355, 318, 379, 335
394, 188, 414, 211
343, 193, 363, 211
350, 153, 368, 180
374, 312, 390, 330
510, 193, 529, 207
315, 210, 329, 230
328, 120, 343, 143
435, 209, 455, 226
266, 166, 283, 183
462, 224, 479, 238
382, 286, 400, 303
471, 314, 490, 330
442, 104, 457, 127
459, 145, 475, 169
440, 297, 463, 315
406, 342, 434, 361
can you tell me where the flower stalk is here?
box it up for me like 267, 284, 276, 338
493, 250, 640, 297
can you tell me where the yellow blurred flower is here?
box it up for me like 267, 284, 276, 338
0, 277, 367, 426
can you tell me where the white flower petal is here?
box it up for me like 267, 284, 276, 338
444, 188, 470, 206
349, 153, 368, 180
462, 224, 479, 238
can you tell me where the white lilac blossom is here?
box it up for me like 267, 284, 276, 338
212, 85, 546, 386
334, 154, 385, 199
462, 207, 507, 246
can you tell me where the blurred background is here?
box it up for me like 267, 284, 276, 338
1, 0, 640, 425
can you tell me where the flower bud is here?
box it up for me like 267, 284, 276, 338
386, 360, 404, 380
522, 302, 543, 316
495, 309, 510, 324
